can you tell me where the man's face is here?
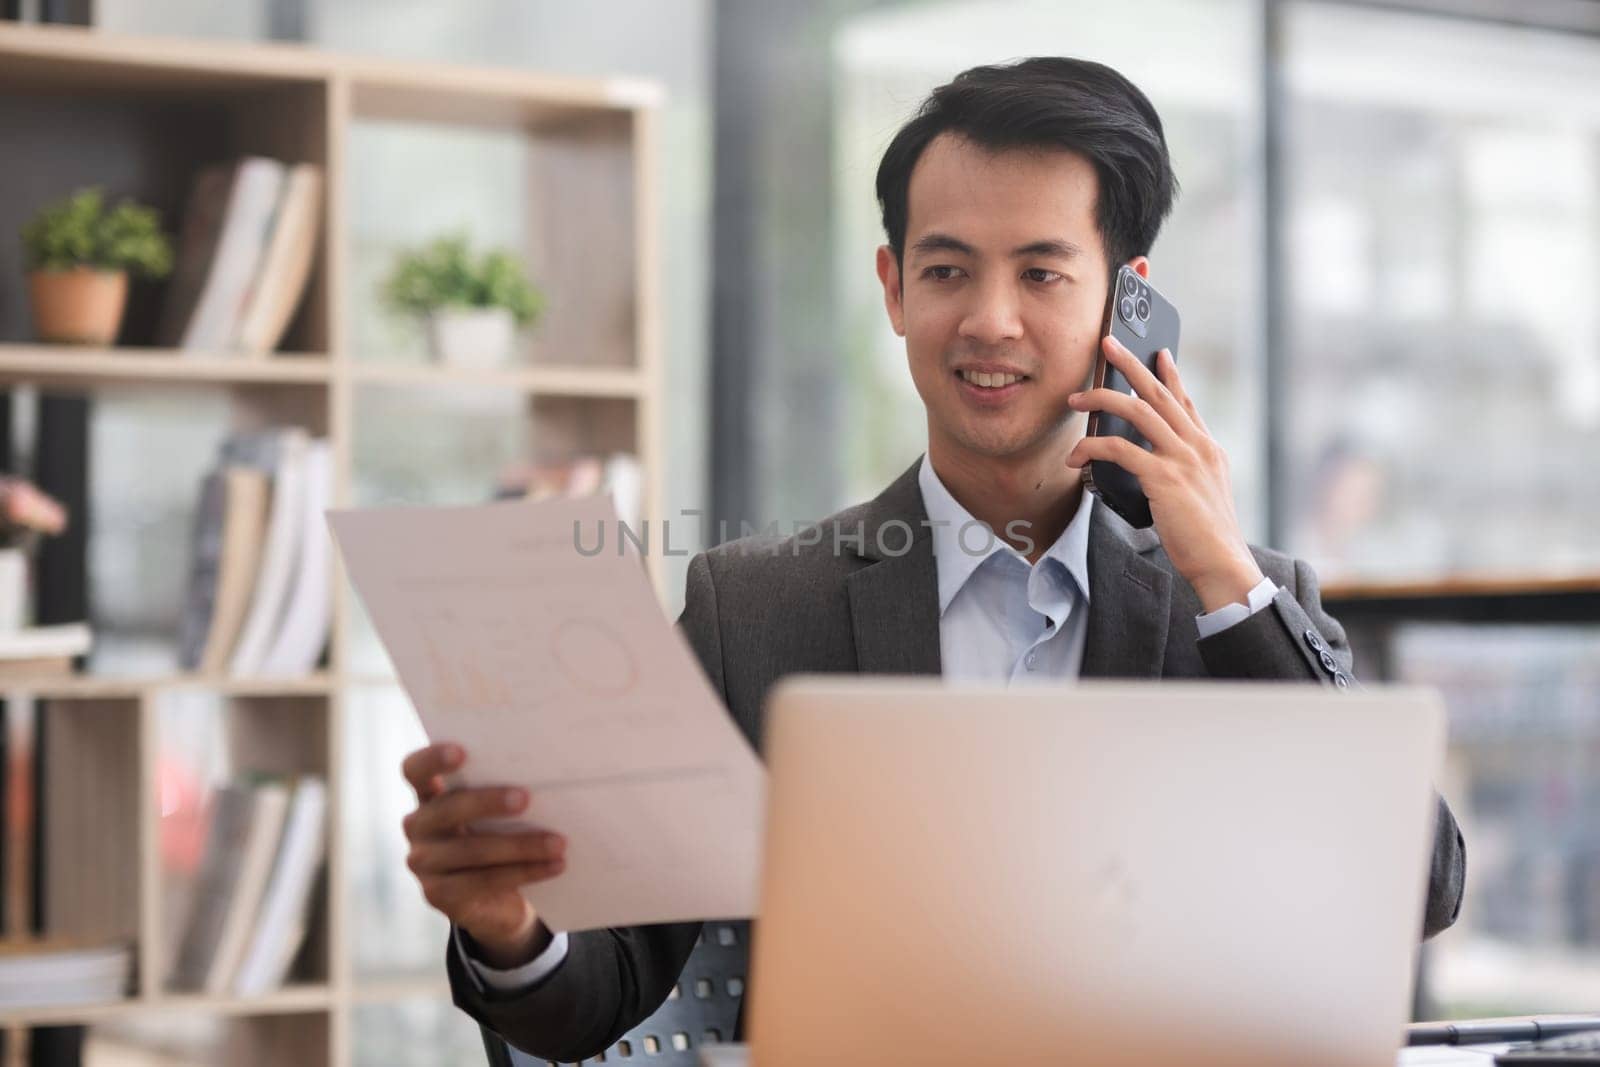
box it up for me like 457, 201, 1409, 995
877, 133, 1136, 466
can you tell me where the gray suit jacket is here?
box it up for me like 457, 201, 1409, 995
448, 459, 1467, 1062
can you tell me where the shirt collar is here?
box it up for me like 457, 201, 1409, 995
917, 452, 1094, 617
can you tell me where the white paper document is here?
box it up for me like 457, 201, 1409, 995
328, 495, 766, 931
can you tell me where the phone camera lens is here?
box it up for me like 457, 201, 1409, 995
1135, 296, 1150, 320
1121, 274, 1139, 297
1119, 296, 1136, 322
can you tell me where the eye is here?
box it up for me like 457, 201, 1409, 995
922, 265, 965, 282
1023, 268, 1063, 284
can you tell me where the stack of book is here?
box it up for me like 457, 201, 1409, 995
0, 939, 132, 1007
170, 775, 327, 996
177, 428, 334, 677
0, 622, 91, 678
158, 156, 324, 356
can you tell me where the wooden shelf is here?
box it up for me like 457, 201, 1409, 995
0, 345, 332, 389
0, 985, 335, 1027
1323, 575, 1600, 625
0, 347, 649, 396
348, 361, 645, 397
344, 672, 400, 688
0, 671, 337, 699
159, 985, 336, 1016
349, 976, 453, 1003
1324, 574, 1600, 602
349, 68, 660, 129
0, 23, 650, 121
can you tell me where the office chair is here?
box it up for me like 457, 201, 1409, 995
480, 920, 749, 1066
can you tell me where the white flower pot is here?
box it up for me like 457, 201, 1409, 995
0, 548, 27, 632
425, 308, 516, 368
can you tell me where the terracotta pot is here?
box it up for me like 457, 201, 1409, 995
28, 267, 129, 345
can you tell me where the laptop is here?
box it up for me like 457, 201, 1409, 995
743, 678, 1446, 1067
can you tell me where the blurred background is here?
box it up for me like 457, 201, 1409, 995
1, 0, 1598, 1063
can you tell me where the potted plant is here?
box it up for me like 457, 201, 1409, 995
21, 188, 174, 345
381, 233, 544, 367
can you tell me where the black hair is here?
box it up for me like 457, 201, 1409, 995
875, 57, 1178, 272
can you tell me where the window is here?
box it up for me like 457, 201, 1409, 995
1280, 2, 1600, 582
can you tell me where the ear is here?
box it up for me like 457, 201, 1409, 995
876, 245, 906, 337
1128, 255, 1151, 280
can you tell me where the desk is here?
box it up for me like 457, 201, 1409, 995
1400, 1047, 1508, 1064
703, 1044, 1515, 1065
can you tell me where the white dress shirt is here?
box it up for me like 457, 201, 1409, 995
459, 453, 1279, 992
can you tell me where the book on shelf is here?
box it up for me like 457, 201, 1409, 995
170, 776, 326, 996
1, 705, 31, 940
176, 467, 228, 670
228, 429, 307, 676
178, 429, 332, 677
177, 462, 270, 674
157, 156, 324, 357
180, 431, 275, 671
232, 164, 324, 357
170, 780, 283, 992
0, 622, 92, 678
232, 778, 327, 996
158, 157, 285, 352
0, 938, 133, 1008
177, 431, 278, 673
257, 438, 333, 677
227, 428, 307, 671
196, 468, 271, 674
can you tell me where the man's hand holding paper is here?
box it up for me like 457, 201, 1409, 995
399, 742, 565, 968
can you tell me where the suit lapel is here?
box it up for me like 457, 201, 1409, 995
842, 459, 942, 677
847, 544, 942, 676
1081, 504, 1172, 679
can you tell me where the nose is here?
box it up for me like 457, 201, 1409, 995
957, 276, 1024, 346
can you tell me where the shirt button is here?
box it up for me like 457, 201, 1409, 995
1025, 652, 1038, 670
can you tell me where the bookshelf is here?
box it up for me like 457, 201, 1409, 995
0, 21, 662, 1067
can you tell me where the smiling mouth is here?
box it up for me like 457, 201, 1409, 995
955, 369, 1029, 389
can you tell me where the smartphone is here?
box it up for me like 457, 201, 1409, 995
1082, 265, 1181, 529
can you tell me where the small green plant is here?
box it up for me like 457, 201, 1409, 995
381, 233, 544, 327
21, 188, 173, 279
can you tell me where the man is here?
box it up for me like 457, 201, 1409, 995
402, 57, 1467, 1062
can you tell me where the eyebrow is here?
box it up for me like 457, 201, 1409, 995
908, 232, 1086, 260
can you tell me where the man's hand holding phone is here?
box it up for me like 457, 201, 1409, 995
1066, 335, 1265, 614
400, 743, 567, 968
